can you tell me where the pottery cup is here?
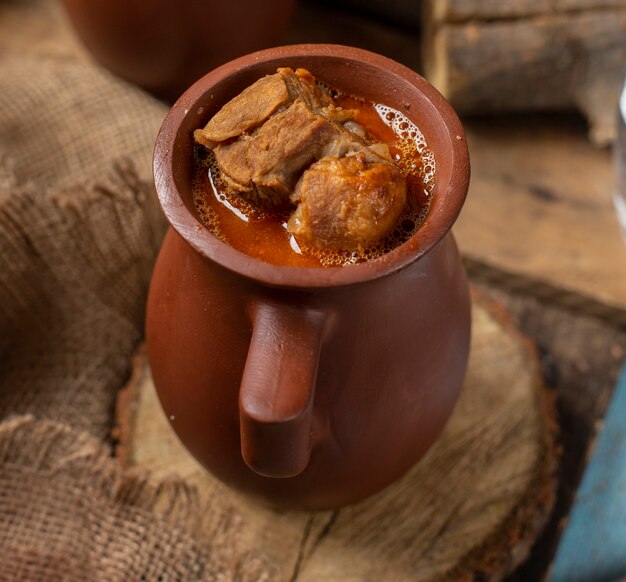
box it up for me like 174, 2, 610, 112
147, 44, 471, 509
61, 0, 295, 102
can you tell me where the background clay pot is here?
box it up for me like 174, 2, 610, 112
147, 44, 471, 510
61, 0, 294, 102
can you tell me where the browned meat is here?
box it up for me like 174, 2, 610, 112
279, 67, 332, 111
194, 74, 290, 148
194, 68, 332, 149
287, 153, 407, 251
213, 95, 390, 207
320, 124, 390, 161
320, 104, 359, 124
195, 66, 409, 250
214, 100, 340, 206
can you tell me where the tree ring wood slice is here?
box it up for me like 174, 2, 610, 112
115, 290, 558, 581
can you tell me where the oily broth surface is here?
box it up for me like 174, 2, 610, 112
192, 93, 436, 267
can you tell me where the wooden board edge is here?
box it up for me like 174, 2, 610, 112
445, 288, 560, 581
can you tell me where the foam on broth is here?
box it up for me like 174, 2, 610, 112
192, 92, 435, 268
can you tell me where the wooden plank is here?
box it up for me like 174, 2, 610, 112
422, 1, 626, 144
549, 362, 626, 582
434, 0, 626, 22
455, 114, 626, 311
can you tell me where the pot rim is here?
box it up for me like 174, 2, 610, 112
153, 44, 470, 289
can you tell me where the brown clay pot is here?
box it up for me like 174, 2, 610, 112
60, 0, 294, 103
147, 45, 471, 510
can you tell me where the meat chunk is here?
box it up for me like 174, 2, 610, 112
320, 125, 390, 162
195, 66, 389, 208
194, 66, 410, 250
287, 153, 407, 251
214, 100, 340, 206
279, 67, 332, 111
193, 68, 332, 149
194, 74, 289, 148
213, 97, 388, 207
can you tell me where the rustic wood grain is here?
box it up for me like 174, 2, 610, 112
432, 0, 626, 22
115, 296, 557, 581
423, 1, 626, 144
455, 114, 626, 313
474, 282, 626, 581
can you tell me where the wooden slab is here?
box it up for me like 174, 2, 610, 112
115, 295, 557, 581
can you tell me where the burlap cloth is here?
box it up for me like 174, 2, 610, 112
0, 1, 275, 579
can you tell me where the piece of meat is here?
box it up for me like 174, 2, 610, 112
194, 67, 333, 149
195, 66, 409, 250
194, 74, 290, 148
320, 104, 359, 124
279, 67, 333, 111
320, 124, 390, 161
214, 100, 340, 206
287, 153, 407, 251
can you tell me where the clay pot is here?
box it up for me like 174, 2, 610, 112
147, 45, 471, 510
60, 0, 294, 102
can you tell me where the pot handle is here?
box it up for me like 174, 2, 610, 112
239, 300, 326, 478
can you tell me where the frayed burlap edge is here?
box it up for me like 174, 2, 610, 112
0, 415, 211, 580
0, 414, 277, 581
